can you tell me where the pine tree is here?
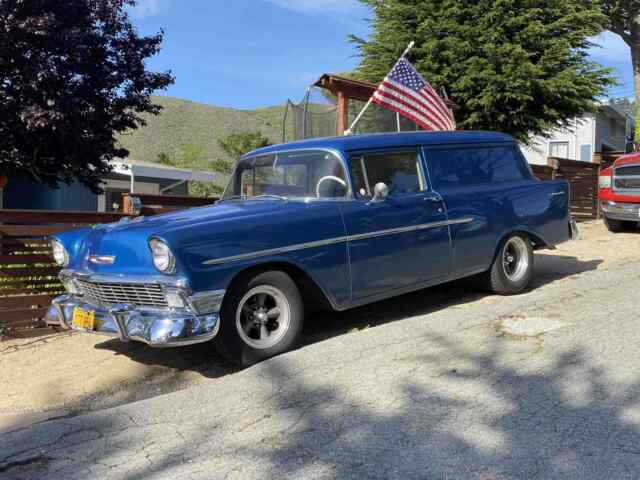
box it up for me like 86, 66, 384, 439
351, 0, 615, 143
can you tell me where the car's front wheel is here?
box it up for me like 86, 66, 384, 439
215, 270, 304, 366
481, 234, 534, 295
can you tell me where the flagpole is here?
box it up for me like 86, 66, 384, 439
344, 41, 415, 136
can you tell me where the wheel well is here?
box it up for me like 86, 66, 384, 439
226, 262, 335, 312
499, 230, 548, 252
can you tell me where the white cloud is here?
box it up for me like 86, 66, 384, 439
589, 31, 630, 63
264, 0, 363, 15
130, 0, 171, 19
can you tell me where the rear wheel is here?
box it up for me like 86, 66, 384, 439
215, 270, 304, 367
604, 217, 636, 233
480, 234, 534, 295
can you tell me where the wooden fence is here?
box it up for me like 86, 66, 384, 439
547, 157, 600, 221
593, 151, 624, 170
123, 193, 218, 216
0, 209, 129, 338
530, 164, 555, 181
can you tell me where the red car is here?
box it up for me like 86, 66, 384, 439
599, 152, 640, 232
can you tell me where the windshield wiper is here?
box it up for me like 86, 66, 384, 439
219, 194, 288, 203
252, 194, 288, 202
218, 195, 247, 203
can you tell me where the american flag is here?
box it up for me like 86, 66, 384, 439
372, 57, 456, 131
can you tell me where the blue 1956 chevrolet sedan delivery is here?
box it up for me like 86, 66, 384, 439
49, 131, 578, 365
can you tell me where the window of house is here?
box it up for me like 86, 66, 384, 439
549, 141, 570, 158
580, 144, 593, 163
350, 150, 424, 198
426, 146, 531, 190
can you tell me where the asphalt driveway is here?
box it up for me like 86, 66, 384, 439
2, 221, 640, 479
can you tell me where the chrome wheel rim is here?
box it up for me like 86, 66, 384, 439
235, 285, 291, 350
502, 237, 529, 282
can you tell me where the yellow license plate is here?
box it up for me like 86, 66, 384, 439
72, 307, 96, 330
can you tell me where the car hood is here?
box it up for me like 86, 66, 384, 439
59, 200, 337, 276
97, 200, 293, 235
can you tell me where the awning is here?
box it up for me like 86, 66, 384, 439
110, 159, 217, 183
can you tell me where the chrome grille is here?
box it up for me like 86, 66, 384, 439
614, 166, 640, 194
76, 280, 168, 308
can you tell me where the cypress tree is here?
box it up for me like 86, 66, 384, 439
351, 0, 615, 143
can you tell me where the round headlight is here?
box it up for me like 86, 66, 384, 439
51, 239, 69, 266
149, 239, 176, 273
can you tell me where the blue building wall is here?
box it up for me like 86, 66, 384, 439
2, 175, 189, 211
3, 177, 98, 211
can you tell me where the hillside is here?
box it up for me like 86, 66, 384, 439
117, 96, 286, 165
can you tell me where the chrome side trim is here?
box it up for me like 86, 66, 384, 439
203, 236, 350, 266
202, 217, 474, 266
348, 218, 471, 242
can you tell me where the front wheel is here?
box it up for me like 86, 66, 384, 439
481, 234, 534, 295
215, 270, 304, 366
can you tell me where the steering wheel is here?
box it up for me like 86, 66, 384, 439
316, 176, 347, 198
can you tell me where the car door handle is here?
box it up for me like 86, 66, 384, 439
549, 191, 566, 197
423, 194, 443, 203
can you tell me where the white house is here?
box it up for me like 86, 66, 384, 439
522, 104, 634, 165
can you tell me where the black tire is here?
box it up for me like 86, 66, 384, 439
604, 217, 635, 233
480, 234, 534, 295
215, 270, 304, 367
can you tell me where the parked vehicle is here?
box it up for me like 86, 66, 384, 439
49, 132, 578, 365
599, 152, 640, 232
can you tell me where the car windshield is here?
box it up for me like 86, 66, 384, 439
222, 150, 349, 201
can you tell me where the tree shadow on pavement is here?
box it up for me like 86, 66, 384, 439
4, 332, 640, 479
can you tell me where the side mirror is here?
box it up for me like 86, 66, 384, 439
372, 182, 390, 202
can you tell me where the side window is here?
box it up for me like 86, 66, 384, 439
427, 146, 530, 190
350, 150, 424, 198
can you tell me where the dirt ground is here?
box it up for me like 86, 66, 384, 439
1, 219, 638, 430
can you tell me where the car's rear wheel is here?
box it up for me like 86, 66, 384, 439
215, 270, 304, 366
481, 234, 534, 295
604, 217, 636, 233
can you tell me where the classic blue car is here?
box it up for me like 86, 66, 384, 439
49, 131, 578, 365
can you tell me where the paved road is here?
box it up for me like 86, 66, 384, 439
2, 255, 640, 479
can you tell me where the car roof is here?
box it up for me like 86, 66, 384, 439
244, 131, 515, 158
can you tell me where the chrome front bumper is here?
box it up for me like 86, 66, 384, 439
601, 201, 640, 222
48, 270, 225, 347
49, 295, 221, 347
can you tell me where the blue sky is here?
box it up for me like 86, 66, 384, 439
130, 0, 634, 110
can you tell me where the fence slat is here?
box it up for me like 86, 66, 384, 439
0, 209, 129, 224
0, 308, 51, 324
0, 267, 61, 278
0, 254, 54, 263
0, 225, 73, 236
0, 294, 57, 309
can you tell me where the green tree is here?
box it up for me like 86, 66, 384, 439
157, 132, 271, 198
600, 1, 640, 140
218, 131, 272, 160
351, 0, 615, 143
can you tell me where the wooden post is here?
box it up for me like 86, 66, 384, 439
336, 91, 349, 136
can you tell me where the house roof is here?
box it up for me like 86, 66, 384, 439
110, 158, 216, 183
245, 131, 514, 158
